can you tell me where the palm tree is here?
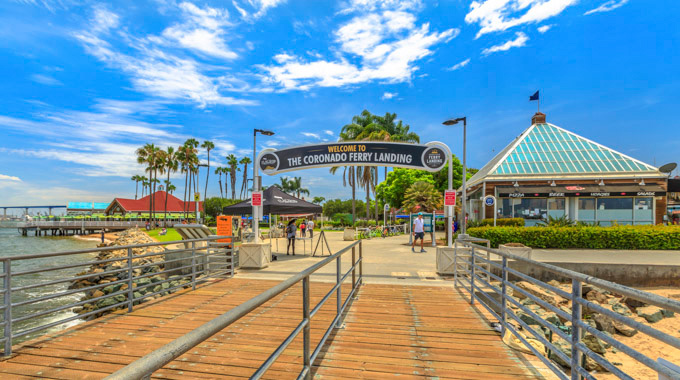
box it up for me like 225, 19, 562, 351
215, 167, 224, 198
131, 175, 144, 199
142, 180, 149, 197
136, 144, 162, 223
403, 181, 443, 213
179, 140, 199, 218
163, 147, 179, 225
167, 183, 176, 194
357, 166, 376, 219
226, 154, 240, 199
201, 140, 215, 210
274, 177, 292, 193
239, 157, 252, 199
312, 196, 325, 204
289, 176, 310, 199
329, 166, 356, 221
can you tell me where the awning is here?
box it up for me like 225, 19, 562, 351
497, 184, 666, 198
223, 187, 322, 215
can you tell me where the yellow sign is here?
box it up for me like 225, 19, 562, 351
194, 192, 200, 202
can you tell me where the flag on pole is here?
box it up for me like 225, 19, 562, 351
529, 91, 539, 101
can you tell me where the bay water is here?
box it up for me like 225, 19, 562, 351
0, 228, 98, 345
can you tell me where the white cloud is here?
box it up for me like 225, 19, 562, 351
74, 6, 256, 107
382, 91, 397, 99
232, 0, 286, 20
30, 74, 62, 86
261, 5, 457, 90
584, 0, 629, 15
340, 0, 423, 13
0, 180, 113, 206
482, 32, 528, 55
447, 58, 470, 71
0, 174, 21, 182
466, 0, 577, 38
161, 2, 237, 60
324, 130, 334, 136
302, 132, 321, 139
537, 24, 553, 33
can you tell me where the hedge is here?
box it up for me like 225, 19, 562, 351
467, 225, 680, 250
470, 218, 525, 227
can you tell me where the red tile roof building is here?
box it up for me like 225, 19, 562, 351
105, 191, 203, 215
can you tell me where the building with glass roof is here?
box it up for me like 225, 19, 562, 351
66, 202, 110, 216
464, 112, 668, 226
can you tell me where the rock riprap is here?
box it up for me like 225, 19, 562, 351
70, 228, 194, 320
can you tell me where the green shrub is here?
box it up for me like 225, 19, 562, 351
467, 225, 680, 250
470, 218, 525, 227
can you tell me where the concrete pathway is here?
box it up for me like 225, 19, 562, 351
235, 231, 680, 285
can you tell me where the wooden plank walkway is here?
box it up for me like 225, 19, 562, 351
0, 278, 554, 379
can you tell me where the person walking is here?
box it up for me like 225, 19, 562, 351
286, 219, 297, 255
300, 220, 306, 237
411, 212, 426, 253
307, 219, 314, 238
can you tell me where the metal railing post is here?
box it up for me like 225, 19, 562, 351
3, 259, 11, 356
571, 279, 582, 380
501, 256, 507, 336
191, 241, 197, 291
302, 276, 311, 380
453, 243, 458, 287
359, 242, 363, 285
470, 246, 475, 305
127, 247, 134, 312
351, 246, 356, 291
335, 256, 341, 328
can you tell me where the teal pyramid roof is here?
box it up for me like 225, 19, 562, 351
467, 123, 659, 187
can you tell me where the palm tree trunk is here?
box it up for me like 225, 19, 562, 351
374, 167, 379, 222
365, 181, 370, 221
148, 168, 153, 223
204, 151, 210, 213
351, 168, 356, 223
165, 171, 170, 227
135, 180, 139, 200
183, 168, 188, 218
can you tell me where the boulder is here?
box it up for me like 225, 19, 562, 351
586, 290, 608, 304
611, 302, 632, 317
515, 281, 559, 306
592, 313, 616, 334
661, 309, 675, 318
622, 297, 647, 309
519, 312, 541, 326
583, 333, 607, 355
612, 320, 638, 337
637, 306, 664, 323
96, 297, 117, 308
91, 290, 105, 299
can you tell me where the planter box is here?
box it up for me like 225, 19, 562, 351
343, 228, 356, 241
436, 247, 455, 275
499, 244, 532, 260
239, 243, 271, 269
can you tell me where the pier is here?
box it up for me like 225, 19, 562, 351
14, 221, 145, 236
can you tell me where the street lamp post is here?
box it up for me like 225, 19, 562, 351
253, 129, 275, 243
443, 117, 468, 238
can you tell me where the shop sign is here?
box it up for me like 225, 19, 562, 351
258, 141, 449, 174
484, 195, 495, 207
500, 190, 666, 198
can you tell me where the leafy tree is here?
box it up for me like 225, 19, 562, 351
376, 168, 436, 210
403, 181, 443, 213
312, 196, 326, 204
322, 199, 366, 218
203, 197, 242, 219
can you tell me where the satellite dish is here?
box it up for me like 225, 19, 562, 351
659, 162, 677, 174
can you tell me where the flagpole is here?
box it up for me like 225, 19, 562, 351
538, 93, 540, 113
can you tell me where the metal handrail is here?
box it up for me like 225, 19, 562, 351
454, 239, 680, 380
1, 235, 236, 356
105, 240, 364, 380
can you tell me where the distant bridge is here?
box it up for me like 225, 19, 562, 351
1, 205, 66, 217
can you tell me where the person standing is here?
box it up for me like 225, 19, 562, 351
411, 212, 426, 253
307, 219, 314, 238
286, 220, 297, 255
300, 220, 306, 237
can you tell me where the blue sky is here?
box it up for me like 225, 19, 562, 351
0, 0, 678, 209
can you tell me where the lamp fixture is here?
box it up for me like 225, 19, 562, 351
598, 179, 605, 186
549, 180, 556, 187
639, 178, 646, 186
513, 181, 519, 187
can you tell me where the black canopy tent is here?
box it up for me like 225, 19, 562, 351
222, 186, 322, 215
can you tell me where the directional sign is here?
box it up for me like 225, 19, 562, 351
258, 141, 449, 175
194, 192, 201, 202
444, 190, 456, 206
252, 191, 263, 207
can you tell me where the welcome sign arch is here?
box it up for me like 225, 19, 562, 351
257, 141, 451, 174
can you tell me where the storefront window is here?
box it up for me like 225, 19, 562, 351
548, 198, 566, 219
578, 198, 596, 221
634, 197, 653, 224
597, 198, 633, 225
499, 198, 513, 218
514, 198, 547, 226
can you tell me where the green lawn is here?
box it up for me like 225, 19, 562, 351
146, 228, 183, 242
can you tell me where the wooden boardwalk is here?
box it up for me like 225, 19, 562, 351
0, 278, 553, 379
